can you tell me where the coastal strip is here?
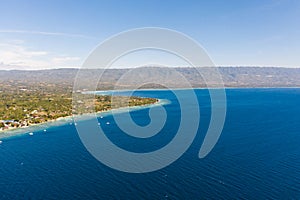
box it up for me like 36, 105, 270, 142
0, 98, 169, 140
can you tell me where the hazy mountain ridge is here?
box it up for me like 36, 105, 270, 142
1, 67, 300, 90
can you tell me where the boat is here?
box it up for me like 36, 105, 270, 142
106, 122, 110, 125
0, 140, 2, 144
28, 132, 33, 136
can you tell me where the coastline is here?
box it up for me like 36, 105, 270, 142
88, 86, 300, 94
1, 87, 299, 141
0, 98, 169, 140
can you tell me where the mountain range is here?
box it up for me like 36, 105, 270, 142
1, 67, 300, 90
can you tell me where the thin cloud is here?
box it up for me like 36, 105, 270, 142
52, 56, 81, 64
0, 30, 98, 40
0, 42, 81, 70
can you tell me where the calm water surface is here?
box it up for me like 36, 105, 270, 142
1, 88, 300, 199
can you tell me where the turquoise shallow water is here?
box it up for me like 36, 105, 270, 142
1, 88, 300, 199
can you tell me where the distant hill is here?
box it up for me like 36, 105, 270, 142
1, 67, 300, 90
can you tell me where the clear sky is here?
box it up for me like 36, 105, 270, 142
0, 0, 299, 69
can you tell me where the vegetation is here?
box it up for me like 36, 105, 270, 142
0, 81, 157, 130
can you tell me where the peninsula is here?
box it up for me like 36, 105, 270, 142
0, 83, 157, 132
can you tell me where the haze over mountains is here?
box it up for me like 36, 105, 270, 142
1, 67, 300, 90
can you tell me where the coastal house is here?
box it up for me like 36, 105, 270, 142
31, 110, 38, 114
1, 124, 9, 130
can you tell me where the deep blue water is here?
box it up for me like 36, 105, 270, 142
1, 88, 300, 199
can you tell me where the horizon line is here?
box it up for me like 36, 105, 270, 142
0, 66, 300, 71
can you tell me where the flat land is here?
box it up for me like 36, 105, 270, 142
0, 82, 157, 130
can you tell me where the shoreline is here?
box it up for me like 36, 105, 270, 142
0, 98, 169, 140
88, 86, 300, 94
1, 87, 299, 140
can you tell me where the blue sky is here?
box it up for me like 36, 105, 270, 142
0, 0, 299, 69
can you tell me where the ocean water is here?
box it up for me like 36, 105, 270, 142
1, 88, 300, 199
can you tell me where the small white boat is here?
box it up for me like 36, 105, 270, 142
74, 123, 77, 126
0, 140, 3, 144
100, 116, 103, 119
28, 132, 33, 136
106, 122, 110, 125
98, 122, 101, 125
43, 129, 47, 132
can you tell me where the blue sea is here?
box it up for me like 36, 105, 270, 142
1, 88, 300, 199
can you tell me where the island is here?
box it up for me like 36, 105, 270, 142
3, 66, 300, 132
